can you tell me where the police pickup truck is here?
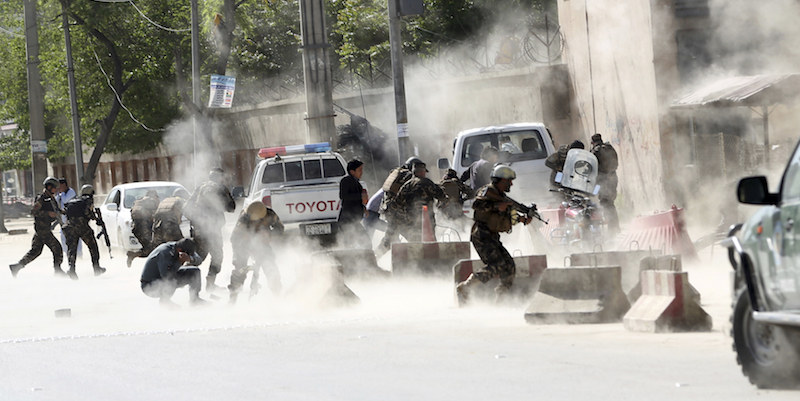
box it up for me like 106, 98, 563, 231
437, 122, 556, 205
242, 142, 361, 241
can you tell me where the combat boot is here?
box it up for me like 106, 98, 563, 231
9, 263, 23, 278
93, 265, 107, 276
67, 266, 79, 280
126, 252, 136, 268
456, 273, 479, 306
54, 265, 68, 278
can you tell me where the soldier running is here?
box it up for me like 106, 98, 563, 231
150, 188, 190, 252
186, 168, 236, 293
227, 202, 284, 304
456, 165, 532, 303
392, 161, 449, 243
9, 177, 66, 278
376, 157, 419, 256
62, 185, 106, 280
126, 189, 161, 266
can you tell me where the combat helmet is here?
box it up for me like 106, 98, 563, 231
43, 176, 59, 188
491, 165, 516, 180
404, 156, 423, 170
245, 201, 267, 221
80, 184, 95, 196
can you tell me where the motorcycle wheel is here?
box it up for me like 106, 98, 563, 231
731, 290, 800, 389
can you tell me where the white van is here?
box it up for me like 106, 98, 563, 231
437, 122, 556, 205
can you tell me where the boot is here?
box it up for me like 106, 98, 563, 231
126, 252, 136, 268
67, 266, 79, 280
455, 274, 479, 306
9, 263, 23, 278
206, 275, 222, 294
54, 266, 68, 278
93, 265, 107, 276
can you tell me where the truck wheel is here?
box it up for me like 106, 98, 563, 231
731, 290, 800, 389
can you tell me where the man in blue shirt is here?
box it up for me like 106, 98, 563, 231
140, 238, 207, 308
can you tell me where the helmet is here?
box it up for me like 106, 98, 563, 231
80, 184, 95, 196
43, 177, 59, 188
491, 165, 516, 180
173, 188, 190, 199
404, 156, 423, 169
245, 201, 267, 221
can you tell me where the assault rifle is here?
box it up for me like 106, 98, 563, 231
49, 197, 64, 230
506, 196, 548, 225
94, 207, 113, 258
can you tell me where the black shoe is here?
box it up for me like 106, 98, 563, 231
94, 266, 107, 276
67, 269, 79, 280
54, 267, 68, 278
9, 263, 23, 278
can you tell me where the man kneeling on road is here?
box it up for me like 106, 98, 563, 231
140, 238, 208, 308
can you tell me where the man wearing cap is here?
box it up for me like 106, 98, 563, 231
227, 201, 284, 304
126, 189, 161, 267
56, 178, 80, 257
590, 133, 620, 235
392, 161, 449, 243
140, 238, 207, 308
186, 168, 236, 293
456, 165, 532, 304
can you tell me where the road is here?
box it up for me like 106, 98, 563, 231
0, 216, 797, 400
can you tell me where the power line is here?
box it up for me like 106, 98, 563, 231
90, 0, 190, 33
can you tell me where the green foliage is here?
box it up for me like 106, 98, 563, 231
0, 130, 31, 171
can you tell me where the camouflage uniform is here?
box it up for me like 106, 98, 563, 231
392, 175, 449, 243
545, 144, 571, 190
130, 193, 160, 256
186, 180, 235, 285
591, 140, 620, 234
152, 196, 186, 247
227, 207, 284, 301
63, 194, 104, 278
469, 183, 516, 293
14, 189, 64, 275
377, 166, 414, 253
439, 169, 474, 220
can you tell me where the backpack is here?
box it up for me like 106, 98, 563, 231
593, 143, 618, 173
382, 167, 411, 195
65, 196, 87, 218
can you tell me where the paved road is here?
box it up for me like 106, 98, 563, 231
0, 217, 797, 400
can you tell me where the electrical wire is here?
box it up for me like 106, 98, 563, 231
89, 0, 190, 32
90, 44, 165, 133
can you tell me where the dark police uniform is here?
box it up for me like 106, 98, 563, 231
12, 189, 64, 276
63, 194, 104, 279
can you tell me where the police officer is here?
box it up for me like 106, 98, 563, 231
455, 165, 532, 303
439, 168, 474, 220
227, 202, 284, 304
126, 189, 161, 266
376, 157, 419, 256
62, 185, 106, 280
56, 178, 79, 256
9, 177, 66, 278
187, 168, 236, 293
151, 188, 190, 250
590, 133, 620, 235
392, 161, 449, 243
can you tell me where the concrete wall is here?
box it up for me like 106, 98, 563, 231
558, 0, 671, 215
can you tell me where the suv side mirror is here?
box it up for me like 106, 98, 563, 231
737, 176, 779, 205
437, 158, 450, 170
231, 186, 245, 198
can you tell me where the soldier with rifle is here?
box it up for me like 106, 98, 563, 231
9, 177, 66, 278
62, 185, 107, 280
455, 165, 544, 304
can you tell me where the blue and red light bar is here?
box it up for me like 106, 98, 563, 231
258, 142, 332, 158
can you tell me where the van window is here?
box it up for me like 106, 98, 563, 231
323, 159, 346, 178
461, 134, 492, 167
305, 159, 322, 179
262, 164, 284, 184
285, 161, 303, 182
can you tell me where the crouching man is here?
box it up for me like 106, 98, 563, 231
140, 238, 208, 308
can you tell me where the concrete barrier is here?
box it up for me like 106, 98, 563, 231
569, 250, 655, 302
453, 255, 547, 306
324, 249, 391, 278
625, 255, 701, 304
524, 266, 631, 324
616, 205, 698, 261
623, 270, 712, 333
392, 241, 471, 276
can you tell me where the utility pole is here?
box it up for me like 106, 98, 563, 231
388, 0, 421, 164
191, 0, 201, 188
23, 0, 48, 190
62, 2, 84, 184
299, 0, 336, 146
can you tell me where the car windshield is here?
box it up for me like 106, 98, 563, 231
460, 130, 547, 167
123, 186, 182, 208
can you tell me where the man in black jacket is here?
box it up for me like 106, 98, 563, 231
338, 159, 370, 248
140, 238, 206, 308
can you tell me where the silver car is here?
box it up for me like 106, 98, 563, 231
98, 181, 190, 251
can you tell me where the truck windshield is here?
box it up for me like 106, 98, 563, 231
460, 130, 547, 167
261, 157, 346, 184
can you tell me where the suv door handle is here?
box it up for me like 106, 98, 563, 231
787, 219, 794, 231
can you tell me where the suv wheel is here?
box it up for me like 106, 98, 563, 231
731, 290, 800, 389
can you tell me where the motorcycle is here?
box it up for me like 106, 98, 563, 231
550, 188, 605, 252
